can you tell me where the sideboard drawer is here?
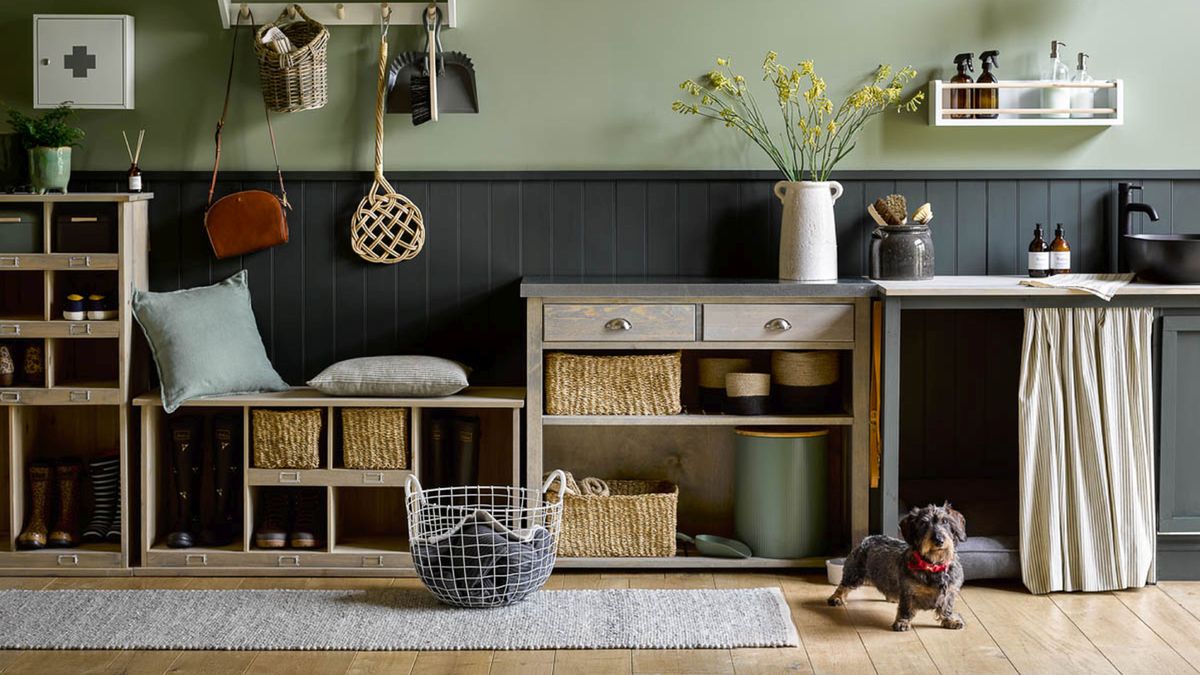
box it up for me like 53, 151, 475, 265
544, 304, 696, 342
702, 304, 854, 342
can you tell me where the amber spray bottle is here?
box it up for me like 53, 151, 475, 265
976, 50, 1000, 119
950, 53, 975, 119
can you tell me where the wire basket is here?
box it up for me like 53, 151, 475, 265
405, 471, 566, 608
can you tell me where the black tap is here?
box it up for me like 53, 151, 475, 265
1115, 182, 1161, 272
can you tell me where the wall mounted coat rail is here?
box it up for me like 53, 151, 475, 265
215, 1, 457, 29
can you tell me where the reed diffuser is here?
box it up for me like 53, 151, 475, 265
122, 129, 144, 193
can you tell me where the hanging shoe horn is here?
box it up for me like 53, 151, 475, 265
351, 8, 425, 264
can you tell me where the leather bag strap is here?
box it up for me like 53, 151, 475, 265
208, 11, 290, 210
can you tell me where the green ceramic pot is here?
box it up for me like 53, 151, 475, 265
29, 146, 71, 194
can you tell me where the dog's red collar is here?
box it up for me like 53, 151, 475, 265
908, 551, 949, 574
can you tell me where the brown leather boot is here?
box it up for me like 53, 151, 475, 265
16, 462, 52, 550
289, 489, 322, 549
254, 488, 288, 549
48, 460, 82, 548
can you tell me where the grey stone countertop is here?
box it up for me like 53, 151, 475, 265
519, 276, 879, 298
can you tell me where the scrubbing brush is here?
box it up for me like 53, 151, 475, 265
873, 194, 908, 225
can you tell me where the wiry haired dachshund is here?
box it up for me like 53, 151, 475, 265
828, 503, 967, 631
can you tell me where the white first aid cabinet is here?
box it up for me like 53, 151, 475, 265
33, 15, 134, 110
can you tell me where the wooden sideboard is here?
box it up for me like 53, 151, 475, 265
522, 277, 874, 569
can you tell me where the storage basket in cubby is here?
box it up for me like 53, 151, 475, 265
547, 472, 678, 557
341, 407, 409, 469
544, 351, 681, 416
252, 408, 322, 469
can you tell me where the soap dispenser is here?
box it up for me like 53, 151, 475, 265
1041, 40, 1070, 118
950, 52, 975, 119
1070, 53, 1095, 118
976, 50, 1000, 119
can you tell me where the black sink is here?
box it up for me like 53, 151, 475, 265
1124, 234, 1200, 284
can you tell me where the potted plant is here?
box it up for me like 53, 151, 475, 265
4, 103, 85, 194
673, 54, 923, 281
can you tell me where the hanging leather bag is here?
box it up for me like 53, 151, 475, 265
204, 12, 291, 259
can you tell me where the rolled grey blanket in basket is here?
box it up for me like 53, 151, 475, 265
411, 509, 553, 605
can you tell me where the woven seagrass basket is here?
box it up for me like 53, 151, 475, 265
254, 5, 329, 113
252, 408, 322, 469
544, 351, 681, 416
547, 473, 678, 557
341, 408, 409, 470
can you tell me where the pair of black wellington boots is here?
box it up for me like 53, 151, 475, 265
166, 415, 242, 548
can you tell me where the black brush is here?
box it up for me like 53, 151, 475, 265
410, 5, 440, 126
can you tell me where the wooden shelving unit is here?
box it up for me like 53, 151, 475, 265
522, 285, 874, 570
0, 193, 150, 575
928, 79, 1124, 127
133, 387, 523, 576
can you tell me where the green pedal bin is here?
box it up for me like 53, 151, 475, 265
734, 427, 828, 558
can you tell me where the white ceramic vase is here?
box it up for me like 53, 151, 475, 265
774, 180, 843, 282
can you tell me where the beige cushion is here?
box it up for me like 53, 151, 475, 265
307, 356, 470, 397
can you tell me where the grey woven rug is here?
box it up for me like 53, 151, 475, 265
0, 588, 798, 650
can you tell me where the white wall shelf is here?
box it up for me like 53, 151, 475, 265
928, 79, 1123, 127
215, 1, 457, 29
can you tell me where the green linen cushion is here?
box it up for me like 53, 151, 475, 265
132, 270, 288, 413
307, 356, 470, 397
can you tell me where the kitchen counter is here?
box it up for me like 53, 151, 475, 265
520, 276, 877, 298
875, 275, 1200, 297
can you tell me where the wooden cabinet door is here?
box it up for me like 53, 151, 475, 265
1159, 315, 1200, 533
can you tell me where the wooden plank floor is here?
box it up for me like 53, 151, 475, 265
0, 573, 1198, 674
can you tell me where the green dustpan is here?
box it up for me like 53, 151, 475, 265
676, 532, 753, 559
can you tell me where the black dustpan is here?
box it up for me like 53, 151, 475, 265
385, 5, 477, 117
386, 50, 478, 115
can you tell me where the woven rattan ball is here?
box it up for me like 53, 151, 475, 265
351, 184, 425, 264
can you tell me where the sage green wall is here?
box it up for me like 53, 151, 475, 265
0, 0, 1191, 172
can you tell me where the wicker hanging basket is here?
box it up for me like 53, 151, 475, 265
254, 5, 330, 113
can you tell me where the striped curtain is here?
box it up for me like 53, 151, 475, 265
1018, 307, 1156, 594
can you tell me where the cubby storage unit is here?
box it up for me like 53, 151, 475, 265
134, 387, 523, 575
0, 193, 149, 574
522, 279, 874, 569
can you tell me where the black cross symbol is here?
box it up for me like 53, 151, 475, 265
63, 46, 96, 78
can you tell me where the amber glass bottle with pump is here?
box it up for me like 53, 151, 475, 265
1050, 224, 1072, 275
1028, 223, 1049, 277
976, 50, 1000, 119
950, 53, 975, 119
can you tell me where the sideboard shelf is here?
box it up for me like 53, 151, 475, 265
523, 280, 873, 571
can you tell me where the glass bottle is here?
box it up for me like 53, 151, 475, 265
1028, 224, 1050, 278
127, 163, 142, 193
976, 50, 1000, 119
1070, 52, 1095, 119
1041, 40, 1070, 119
1050, 223, 1072, 275
949, 53, 974, 119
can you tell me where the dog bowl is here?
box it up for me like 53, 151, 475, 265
826, 557, 845, 586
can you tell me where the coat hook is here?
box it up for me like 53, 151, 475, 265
381, 2, 391, 20
288, 4, 299, 18
336, 3, 346, 19
238, 2, 250, 19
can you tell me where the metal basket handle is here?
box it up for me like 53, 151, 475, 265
541, 469, 568, 496
404, 474, 426, 507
